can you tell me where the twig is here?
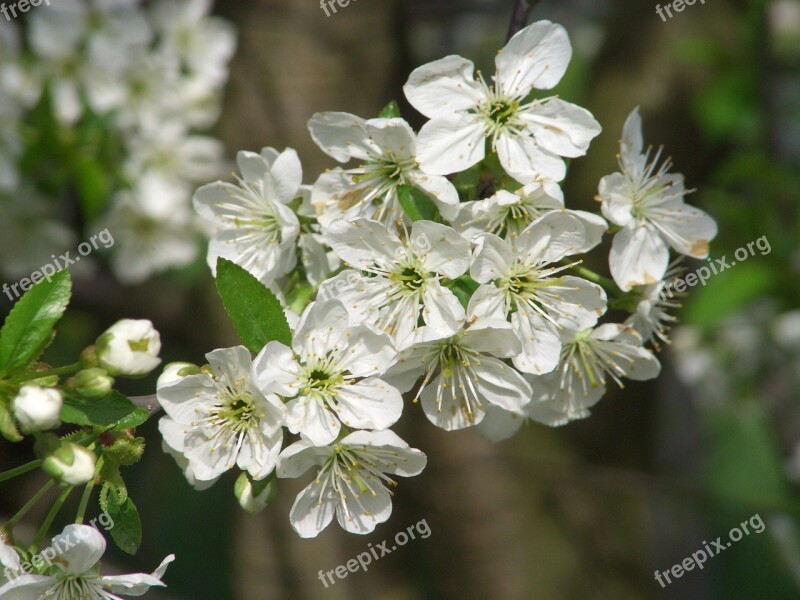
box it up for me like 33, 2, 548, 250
130, 394, 162, 416
507, 0, 540, 41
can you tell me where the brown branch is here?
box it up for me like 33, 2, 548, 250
130, 394, 161, 416
507, 0, 540, 41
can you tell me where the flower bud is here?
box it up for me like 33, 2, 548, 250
12, 386, 62, 432
42, 443, 96, 486
96, 319, 161, 377
157, 362, 201, 388
234, 472, 277, 514
65, 368, 114, 399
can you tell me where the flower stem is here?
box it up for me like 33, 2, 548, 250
0, 459, 42, 483
507, 0, 540, 40
16, 362, 82, 382
75, 484, 94, 525
31, 485, 72, 553
5, 480, 55, 530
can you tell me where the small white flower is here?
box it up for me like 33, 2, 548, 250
404, 21, 601, 182
194, 147, 302, 285
234, 472, 277, 514
383, 294, 532, 431
42, 443, 97, 486
0, 536, 20, 574
527, 324, 661, 426
252, 299, 403, 446
149, 0, 237, 88
98, 193, 199, 284
157, 346, 286, 483
470, 212, 608, 374
278, 430, 426, 537
624, 268, 682, 349
12, 386, 62, 432
309, 112, 460, 228
318, 218, 470, 344
97, 319, 161, 377
0, 524, 173, 599
599, 107, 718, 291
453, 185, 607, 251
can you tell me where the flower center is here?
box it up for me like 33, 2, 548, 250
51, 575, 107, 600
390, 265, 426, 292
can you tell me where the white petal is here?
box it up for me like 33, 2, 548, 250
520, 98, 601, 158
566, 209, 608, 252
285, 395, 341, 446
403, 55, 485, 118
277, 440, 328, 479
495, 21, 571, 95
308, 112, 376, 162
0, 575, 55, 599
54, 524, 106, 575
415, 116, 486, 175
363, 118, 416, 160
405, 171, 460, 220
495, 131, 566, 183
289, 482, 336, 538
412, 220, 471, 278
461, 320, 520, 358
293, 300, 349, 358
471, 233, 514, 283
516, 212, 586, 264
472, 357, 532, 412
337, 325, 397, 378
326, 218, 403, 270
653, 204, 717, 258
336, 483, 393, 535
331, 379, 403, 430
476, 405, 525, 442
598, 172, 635, 227
609, 224, 669, 292
510, 309, 561, 375
421, 284, 466, 336
252, 341, 302, 397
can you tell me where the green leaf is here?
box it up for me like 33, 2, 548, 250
397, 184, 439, 222
106, 496, 141, 554
378, 100, 401, 119
0, 399, 22, 442
110, 407, 150, 431
0, 270, 71, 372
61, 391, 140, 427
215, 258, 292, 352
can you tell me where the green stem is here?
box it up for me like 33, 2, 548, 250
0, 459, 42, 483
16, 362, 81, 382
75, 482, 94, 525
31, 486, 72, 553
5, 480, 55, 529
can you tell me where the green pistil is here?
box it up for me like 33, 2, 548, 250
487, 99, 520, 127
390, 266, 426, 292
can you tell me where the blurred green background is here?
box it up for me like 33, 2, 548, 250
2, 0, 799, 598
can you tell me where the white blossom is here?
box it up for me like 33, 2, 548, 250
404, 21, 601, 182
194, 147, 302, 285
157, 346, 286, 483
278, 430, 426, 537
309, 112, 459, 229
252, 299, 403, 446
0, 524, 173, 599
470, 212, 607, 374
599, 107, 717, 291
318, 218, 470, 344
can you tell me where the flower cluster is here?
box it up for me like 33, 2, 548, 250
0, 0, 236, 284
158, 20, 718, 537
